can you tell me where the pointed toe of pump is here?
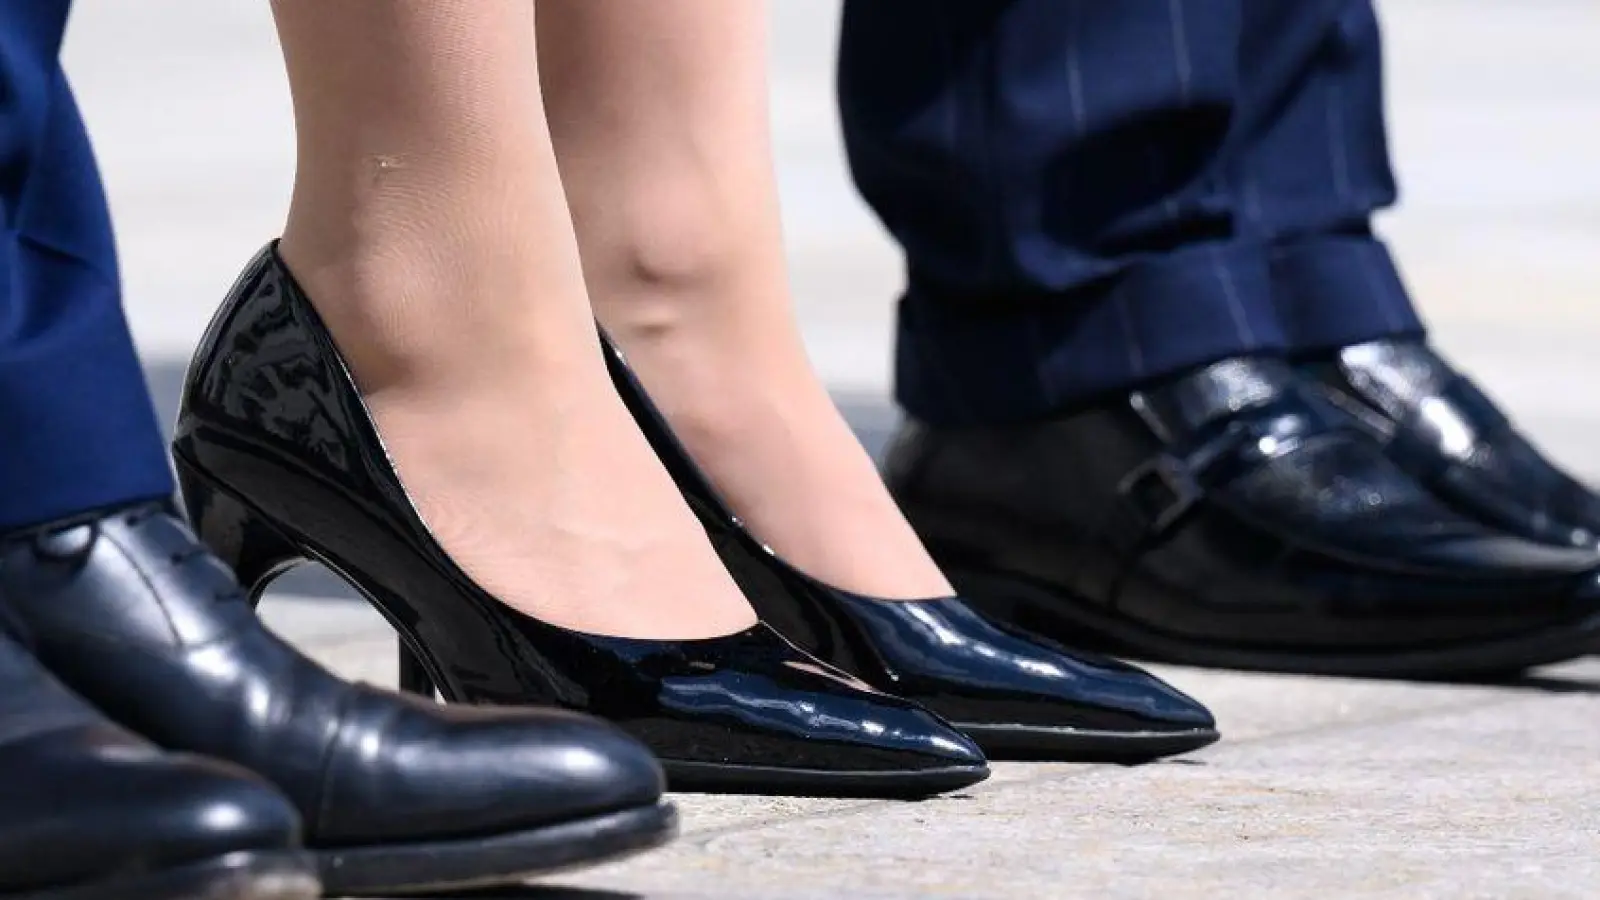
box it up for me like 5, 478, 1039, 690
588, 624, 992, 798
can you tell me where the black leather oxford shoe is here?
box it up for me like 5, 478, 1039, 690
1306, 338, 1600, 550
600, 333, 1219, 762
173, 243, 989, 799
0, 505, 677, 897
887, 356, 1600, 678
0, 611, 317, 900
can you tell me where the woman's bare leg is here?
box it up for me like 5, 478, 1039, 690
538, 0, 950, 599
270, 0, 754, 637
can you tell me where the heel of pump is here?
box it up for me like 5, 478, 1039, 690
174, 457, 301, 604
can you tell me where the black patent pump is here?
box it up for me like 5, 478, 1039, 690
174, 243, 990, 797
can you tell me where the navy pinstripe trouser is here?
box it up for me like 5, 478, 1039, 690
840, 0, 1424, 424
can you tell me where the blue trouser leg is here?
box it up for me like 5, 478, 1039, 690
1229, 0, 1423, 352
838, 0, 1420, 425
0, 1, 172, 530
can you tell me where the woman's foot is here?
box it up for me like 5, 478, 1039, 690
598, 310, 954, 601
280, 240, 757, 641
268, 0, 754, 641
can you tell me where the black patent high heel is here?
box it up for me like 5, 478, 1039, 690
174, 459, 440, 691
175, 463, 446, 704
596, 334, 1221, 761
173, 242, 988, 797
398, 644, 435, 697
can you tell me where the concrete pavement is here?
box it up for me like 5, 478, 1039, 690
57, 1, 1600, 896
266, 595, 1600, 900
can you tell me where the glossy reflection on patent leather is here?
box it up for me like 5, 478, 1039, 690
1313, 339, 1600, 551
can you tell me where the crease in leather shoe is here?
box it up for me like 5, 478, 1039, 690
598, 332, 1218, 762
170, 242, 990, 800
0, 612, 319, 900
1307, 338, 1600, 550
886, 355, 1600, 679
0, 504, 679, 897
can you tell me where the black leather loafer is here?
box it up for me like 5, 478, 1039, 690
0, 505, 678, 897
601, 334, 1219, 762
1307, 338, 1600, 550
0, 612, 317, 900
888, 356, 1600, 678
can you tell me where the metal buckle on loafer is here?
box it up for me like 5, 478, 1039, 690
1116, 453, 1203, 537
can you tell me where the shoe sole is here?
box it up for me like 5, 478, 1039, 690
662, 760, 989, 798
956, 723, 1220, 762
6, 851, 319, 900
315, 800, 677, 897
949, 566, 1600, 679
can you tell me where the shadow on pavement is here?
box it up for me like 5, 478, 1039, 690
406, 886, 644, 900
1463, 673, 1600, 695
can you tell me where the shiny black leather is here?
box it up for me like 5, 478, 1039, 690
172, 244, 987, 796
1309, 339, 1600, 550
886, 355, 1600, 677
0, 615, 313, 899
0, 504, 668, 880
601, 336, 1218, 759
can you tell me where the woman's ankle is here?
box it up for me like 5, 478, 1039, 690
277, 225, 594, 396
